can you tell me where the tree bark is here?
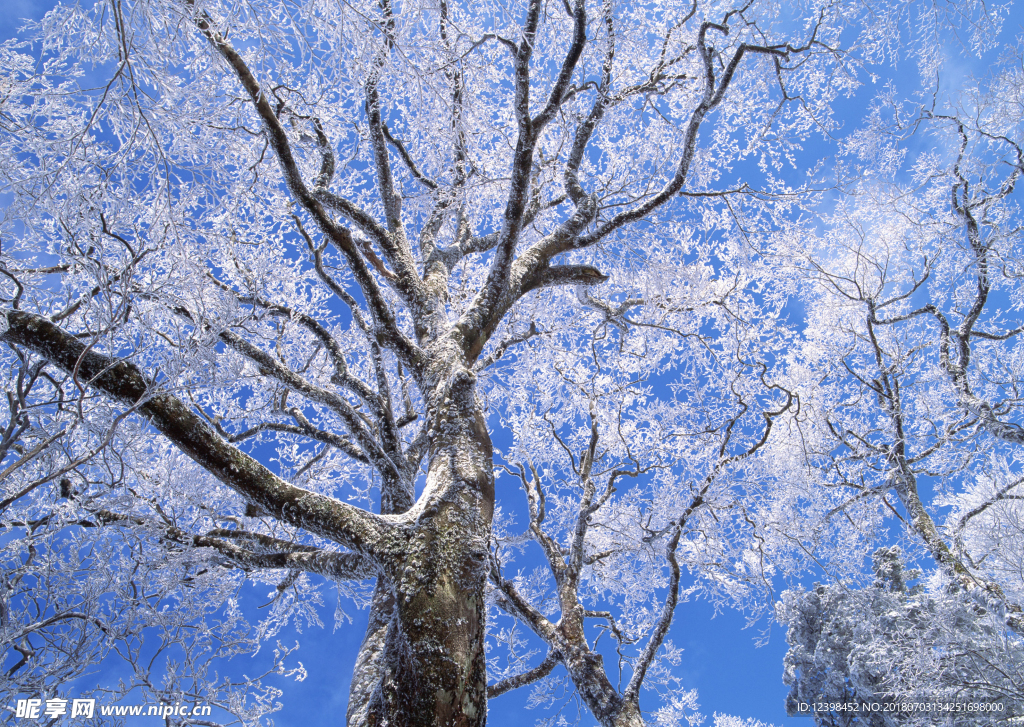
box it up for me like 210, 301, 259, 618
347, 354, 494, 726
557, 609, 646, 727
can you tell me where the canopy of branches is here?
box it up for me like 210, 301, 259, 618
0, 0, 1022, 725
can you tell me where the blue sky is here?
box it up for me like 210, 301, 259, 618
3, 1, 1023, 725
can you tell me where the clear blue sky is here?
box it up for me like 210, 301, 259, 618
3, 2, 1021, 725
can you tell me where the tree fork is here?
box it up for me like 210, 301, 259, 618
346, 356, 494, 726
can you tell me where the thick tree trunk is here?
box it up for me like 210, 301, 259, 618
347, 583, 394, 726
606, 702, 645, 727
348, 366, 494, 726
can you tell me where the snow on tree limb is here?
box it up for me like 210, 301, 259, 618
0, 309, 392, 553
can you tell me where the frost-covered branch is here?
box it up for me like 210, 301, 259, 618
486, 650, 560, 698
0, 310, 391, 553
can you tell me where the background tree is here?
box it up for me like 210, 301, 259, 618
0, 0, 1014, 725
773, 60, 1024, 723
780, 548, 1024, 726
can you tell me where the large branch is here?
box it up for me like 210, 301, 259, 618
361, 0, 425, 302
922, 147, 1024, 446
462, 26, 792, 360
193, 535, 378, 580
929, 306, 1024, 445
90, 509, 379, 581
564, 0, 616, 206
186, 3, 424, 372
566, 408, 616, 582
489, 560, 559, 644
487, 651, 560, 698
624, 524, 682, 702
417, 0, 478, 306
887, 458, 1024, 634
456, 0, 542, 335
0, 310, 391, 554
515, 461, 569, 585
530, 0, 588, 132
862, 305, 1024, 634
455, 0, 589, 353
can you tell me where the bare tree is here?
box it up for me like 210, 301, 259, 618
0, 0, 1008, 724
